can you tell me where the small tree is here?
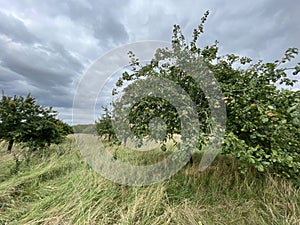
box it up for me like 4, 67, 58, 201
96, 107, 117, 142
0, 93, 72, 153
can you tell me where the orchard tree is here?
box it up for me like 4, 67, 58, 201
99, 11, 300, 179
0, 93, 72, 153
96, 107, 117, 142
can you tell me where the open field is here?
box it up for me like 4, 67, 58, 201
0, 135, 299, 225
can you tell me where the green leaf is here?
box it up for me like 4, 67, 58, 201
261, 117, 269, 123
292, 118, 300, 125
248, 158, 255, 164
256, 164, 265, 172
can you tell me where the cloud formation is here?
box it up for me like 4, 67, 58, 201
0, 0, 299, 124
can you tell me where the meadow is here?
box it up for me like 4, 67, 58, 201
0, 135, 299, 225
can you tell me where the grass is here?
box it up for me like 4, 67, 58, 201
0, 135, 299, 224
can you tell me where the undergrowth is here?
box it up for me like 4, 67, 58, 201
0, 136, 299, 225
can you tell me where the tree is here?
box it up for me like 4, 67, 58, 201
0, 93, 72, 153
102, 11, 300, 179
96, 107, 117, 142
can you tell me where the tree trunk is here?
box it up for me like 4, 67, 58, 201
7, 139, 14, 154
123, 136, 127, 147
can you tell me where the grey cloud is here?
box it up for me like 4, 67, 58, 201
0, 10, 38, 44
93, 14, 129, 45
66, 0, 130, 45
0, 36, 84, 110
0, 43, 82, 88
33, 86, 75, 108
0, 0, 130, 47
0, 65, 23, 82
34, 0, 130, 46
201, 0, 300, 60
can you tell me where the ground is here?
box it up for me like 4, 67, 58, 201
0, 135, 299, 224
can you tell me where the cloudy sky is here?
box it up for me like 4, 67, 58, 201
0, 0, 299, 124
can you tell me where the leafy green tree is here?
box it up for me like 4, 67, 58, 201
105, 11, 300, 179
0, 93, 72, 153
96, 107, 117, 142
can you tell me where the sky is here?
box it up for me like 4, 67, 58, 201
0, 0, 299, 124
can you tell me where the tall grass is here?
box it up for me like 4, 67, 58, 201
0, 136, 299, 225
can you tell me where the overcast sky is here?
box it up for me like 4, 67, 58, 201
0, 0, 299, 124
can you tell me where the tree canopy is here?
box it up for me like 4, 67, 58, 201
0, 93, 72, 153
97, 11, 300, 180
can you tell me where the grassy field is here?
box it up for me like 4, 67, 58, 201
0, 135, 299, 225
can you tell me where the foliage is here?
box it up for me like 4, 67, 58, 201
73, 124, 96, 134
96, 107, 118, 142
0, 93, 72, 153
98, 11, 300, 179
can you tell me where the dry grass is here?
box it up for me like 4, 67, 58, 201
0, 135, 299, 224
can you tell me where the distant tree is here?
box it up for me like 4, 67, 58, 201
96, 107, 117, 142
72, 124, 96, 134
0, 93, 72, 153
